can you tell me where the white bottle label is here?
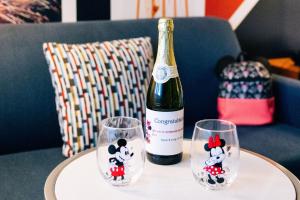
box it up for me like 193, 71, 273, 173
152, 64, 179, 84
145, 108, 184, 155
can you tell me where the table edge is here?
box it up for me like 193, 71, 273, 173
44, 147, 300, 200
242, 149, 300, 200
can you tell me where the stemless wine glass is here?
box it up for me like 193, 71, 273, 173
191, 119, 240, 190
96, 117, 145, 186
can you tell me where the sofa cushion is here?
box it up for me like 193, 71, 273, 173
238, 123, 300, 178
185, 123, 300, 178
43, 37, 153, 157
0, 148, 64, 200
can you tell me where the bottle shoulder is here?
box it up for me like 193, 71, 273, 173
146, 77, 184, 110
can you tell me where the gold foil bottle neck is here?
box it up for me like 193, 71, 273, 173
155, 18, 176, 68
158, 18, 174, 32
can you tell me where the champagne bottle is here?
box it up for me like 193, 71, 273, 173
145, 18, 184, 165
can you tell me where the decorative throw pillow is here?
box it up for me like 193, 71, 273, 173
43, 37, 153, 157
216, 55, 275, 125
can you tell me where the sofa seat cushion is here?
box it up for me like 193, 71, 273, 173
184, 123, 300, 178
0, 148, 65, 200
238, 123, 300, 178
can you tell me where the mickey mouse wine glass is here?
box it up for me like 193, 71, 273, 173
191, 119, 240, 190
96, 117, 145, 186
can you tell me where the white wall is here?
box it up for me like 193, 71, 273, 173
111, 0, 205, 20
62, 0, 77, 22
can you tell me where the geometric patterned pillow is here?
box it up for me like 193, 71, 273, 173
43, 37, 153, 157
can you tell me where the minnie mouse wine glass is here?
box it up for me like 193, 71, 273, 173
96, 117, 145, 186
191, 119, 240, 190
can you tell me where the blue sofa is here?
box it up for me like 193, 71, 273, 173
0, 18, 299, 199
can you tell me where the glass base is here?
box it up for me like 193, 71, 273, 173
192, 169, 236, 190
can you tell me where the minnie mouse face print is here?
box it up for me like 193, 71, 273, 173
191, 119, 240, 190
203, 135, 226, 185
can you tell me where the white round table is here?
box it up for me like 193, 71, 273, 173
45, 141, 299, 200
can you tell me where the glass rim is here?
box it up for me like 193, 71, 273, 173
100, 116, 142, 130
194, 119, 236, 133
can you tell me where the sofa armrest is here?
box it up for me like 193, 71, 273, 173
273, 75, 300, 128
